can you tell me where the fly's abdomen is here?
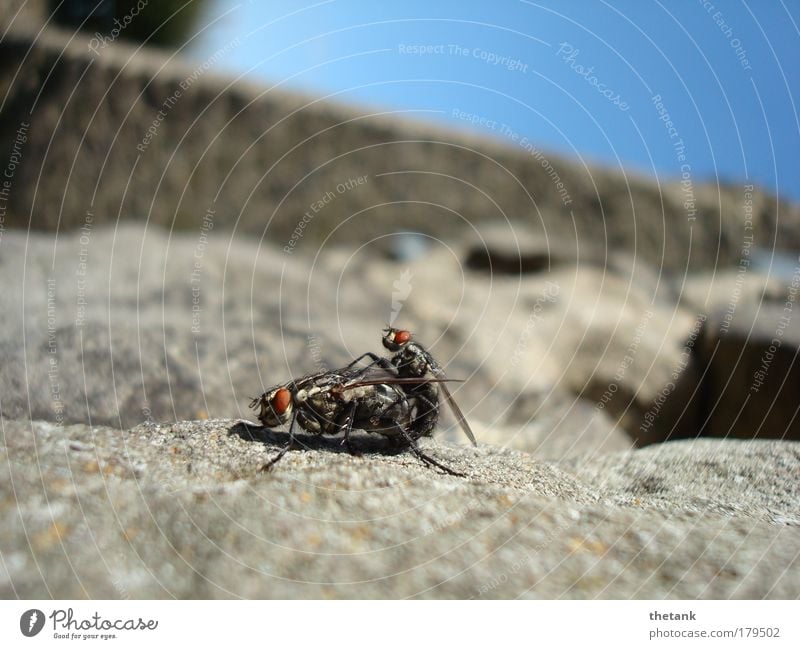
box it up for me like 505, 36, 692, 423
407, 382, 439, 439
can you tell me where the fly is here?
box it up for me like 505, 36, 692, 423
348, 328, 478, 447
250, 364, 465, 476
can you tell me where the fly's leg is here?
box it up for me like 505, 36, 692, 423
260, 410, 298, 472
345, 352, 397, 373
338, 402, 362, 456
397, 423, 465, 478
345, 351, 381, 369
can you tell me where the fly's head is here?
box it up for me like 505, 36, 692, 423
382, 327, 434, 376
255, 386, 294, 427
381, 327, 413, 352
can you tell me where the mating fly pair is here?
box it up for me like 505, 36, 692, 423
250, 328, 476, 476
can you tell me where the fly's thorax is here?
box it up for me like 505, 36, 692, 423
337, 384, 374, 402
392, 343, 432, 377
300, 388, 340, 418
295, 382, 337, 406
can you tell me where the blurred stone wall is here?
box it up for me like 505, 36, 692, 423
1, 24, 798, 271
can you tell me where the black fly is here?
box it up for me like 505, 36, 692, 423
250, 363, 465, 476
348, 328, 478, 448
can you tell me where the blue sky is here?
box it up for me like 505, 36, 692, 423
189, 0, 800, 201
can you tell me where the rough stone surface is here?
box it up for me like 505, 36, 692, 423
1, 222, 798, 599
2, 419, 798, 599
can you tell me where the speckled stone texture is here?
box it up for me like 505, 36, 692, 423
2, 419, 798, 599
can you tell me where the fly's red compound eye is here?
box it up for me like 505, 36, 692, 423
271, 388, 292, 415
394, 330, 412, 344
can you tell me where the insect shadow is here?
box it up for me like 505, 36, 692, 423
228, 421, 414, 459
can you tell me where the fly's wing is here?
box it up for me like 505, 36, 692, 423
425, 361, 478, 447
342, 375, 464, 390
292, 368, 345, 388
338, 365, 461, 391
346, 365, 477, 447
437, 379, 478, 447
339, 365, 398, 387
